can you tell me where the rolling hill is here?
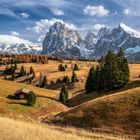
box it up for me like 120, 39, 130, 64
0, 116, 126, 140
0, 80, 67, 121
46, 86, 140, 137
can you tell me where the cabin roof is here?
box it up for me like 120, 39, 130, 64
14, 88, 30, 94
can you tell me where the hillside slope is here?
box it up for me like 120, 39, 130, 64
0, 80, 67, 121
0, 116, 126, 140
47, 87, 140, 136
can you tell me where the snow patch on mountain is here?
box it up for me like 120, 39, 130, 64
119, 23, 140, 38
125, 46, 140, 55
0, 35, 42, 54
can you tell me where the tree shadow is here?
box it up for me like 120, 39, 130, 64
67, 79, 140, 107
7, 101, 28, 106
36, 95, 59, 102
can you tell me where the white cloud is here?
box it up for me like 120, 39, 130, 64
19, 12, 30, 18
50, 8, 64, 16
27, 18, 77, 33
0, 35, 32, 45
37, 35, 44, 42
93, 24, 106, 30
10, 31, 19, 36
124, 8, 131, 15
83, 5, 109, 17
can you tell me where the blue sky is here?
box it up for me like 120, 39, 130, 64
0, 0, 140, 43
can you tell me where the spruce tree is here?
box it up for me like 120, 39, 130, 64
19, 65, 26, 77
104, 50, 117, 90
59, 83, 69, 103
74, 64, 79, 71
85, 49, 130, 92
14, 63, 17, 70
30, 66, 34, 74
63, 75, 70, 83
41, 76, 47, 87
85, 66, 95, 93
71, 70, 77, 83
116, 49, 130, 88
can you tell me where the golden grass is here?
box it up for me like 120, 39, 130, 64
0, 80, 67, 120
0, 79, 58, 97
49, 87, 140, 136
0, 116, 126, 140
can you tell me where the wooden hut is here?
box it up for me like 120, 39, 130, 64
14, 88, 30, 99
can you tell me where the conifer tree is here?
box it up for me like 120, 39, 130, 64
74, 64, 79, 71
85, 66, 95, 93
71, 70, 77, 83
41, 76, 47, 87
19, 65, 26, 77
85, 49, 130, 92
63, 75, 70, 83
11, 74, 14, 81
59, 83, 69, 103
30, 66, 34, 74
14, 63, 17, 70
4, 74, 7, 80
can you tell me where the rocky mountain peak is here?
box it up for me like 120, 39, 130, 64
42, 22, 82, 57
118, 23, 140, 38
97, 27, 111, 39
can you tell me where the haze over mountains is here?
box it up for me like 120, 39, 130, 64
1, 22, 140, 61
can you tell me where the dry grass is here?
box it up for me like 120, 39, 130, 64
0, 80, 67, 120
0, 116, 127, 140
48, 87, 140, 136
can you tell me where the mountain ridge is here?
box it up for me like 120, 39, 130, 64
41, 22, 140, 60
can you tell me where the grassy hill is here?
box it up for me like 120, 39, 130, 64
47, 87, 140, 137
0, 116, 130, 140
0, 80, 67, 121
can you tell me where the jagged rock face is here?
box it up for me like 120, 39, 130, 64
42, 22, 82, 58
42, 22, 140, 61
94, 23, 140, 58
97, 27, 111, 39
83, 31, 97, 50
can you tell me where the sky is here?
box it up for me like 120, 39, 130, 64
0, 0, 140, 43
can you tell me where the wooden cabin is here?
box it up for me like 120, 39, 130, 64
14, 88, 30, 99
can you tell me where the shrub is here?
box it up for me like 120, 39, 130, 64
26, 91, 36, 106
74, 64, 79, 71
56, 78, 61, 83
58, 64, 66, 71
63, 75, 70, 83
50, 80, 55, 85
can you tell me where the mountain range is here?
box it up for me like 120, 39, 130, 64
42, 22, 140, 61
1, 22, 140, 61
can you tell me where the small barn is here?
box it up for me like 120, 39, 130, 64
14, 88, 30, 99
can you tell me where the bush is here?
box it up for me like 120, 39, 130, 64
58, 64, 66, 71
4, 65, 16, 75
26, 91, 36, 106
50, 80, 55, 85
63, 75, 70, 83
56, 78, 61, 83
74, 64, 79, 71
